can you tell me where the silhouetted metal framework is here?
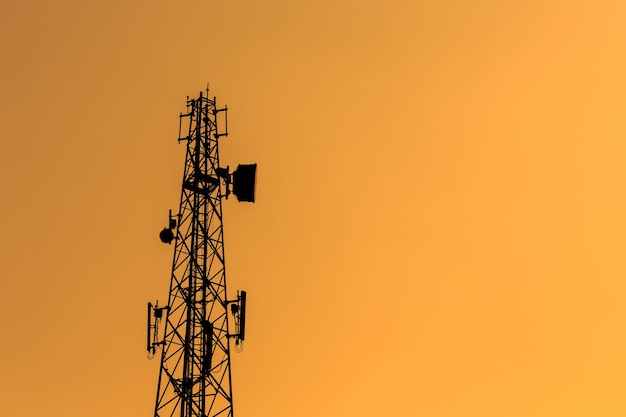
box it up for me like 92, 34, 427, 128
148, 90, 252, 417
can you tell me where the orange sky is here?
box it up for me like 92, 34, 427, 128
1, 1, 626, 416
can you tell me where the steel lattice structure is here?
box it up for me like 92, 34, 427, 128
148, 89, 254, 417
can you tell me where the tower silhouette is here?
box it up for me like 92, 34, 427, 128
148, 88, 256, 417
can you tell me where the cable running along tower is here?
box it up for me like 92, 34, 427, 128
148, 89, 256, 417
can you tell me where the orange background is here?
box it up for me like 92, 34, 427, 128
1, 1, 626, 416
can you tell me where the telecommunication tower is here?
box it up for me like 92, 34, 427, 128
147, 88, 256, 417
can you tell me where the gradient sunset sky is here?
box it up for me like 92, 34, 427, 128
1, 1, 626, 416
